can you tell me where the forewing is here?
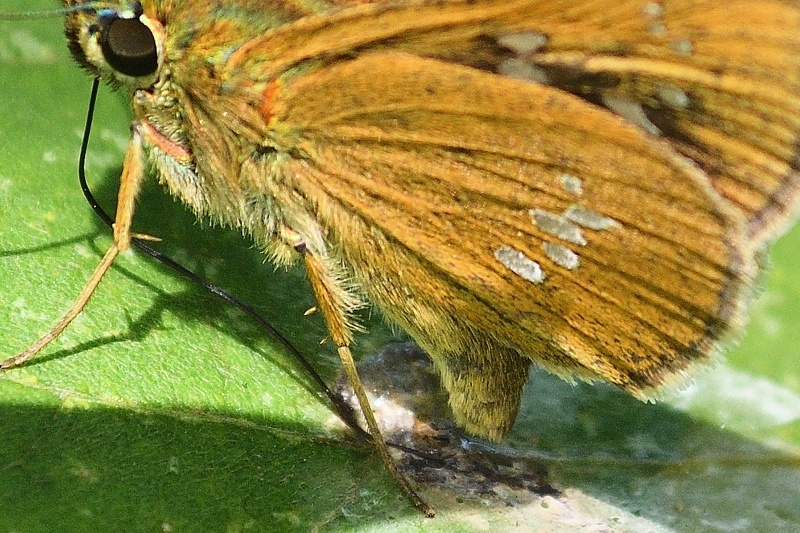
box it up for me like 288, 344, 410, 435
226, 0, 800, 248
261, 51, 755, 392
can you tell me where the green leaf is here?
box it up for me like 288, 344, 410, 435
1, 3, 799, 532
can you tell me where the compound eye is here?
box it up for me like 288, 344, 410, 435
99, 16, 157, 78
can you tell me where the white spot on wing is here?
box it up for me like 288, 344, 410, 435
672, 39, 694, 56
530, 209, 587, 246
642, 2, 666, 36
565, 205, 620, 231
602, 95, 661, 136
657, 85, 690, 109
498, 59, 550, 84
642, 2, 664, 17
495, 246, 545, 284
496, 32, 548, 55
542, 242, 580, 270
560, 173, 583, 196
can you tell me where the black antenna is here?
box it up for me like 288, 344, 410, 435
79, 79, 366, 438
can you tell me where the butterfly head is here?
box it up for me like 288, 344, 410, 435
64, 1, 162, 89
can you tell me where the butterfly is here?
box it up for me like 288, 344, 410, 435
5, 0, 800, 514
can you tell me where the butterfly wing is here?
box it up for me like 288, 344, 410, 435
495, 0, 800, 247
251, 51, 752, 432
199, 0, 799, 437
225, 0, 800, 247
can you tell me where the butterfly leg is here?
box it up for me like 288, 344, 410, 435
1, 126, 151, 369
299, 240, 435, 517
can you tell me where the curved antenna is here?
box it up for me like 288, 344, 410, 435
0, 3, 106, 20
